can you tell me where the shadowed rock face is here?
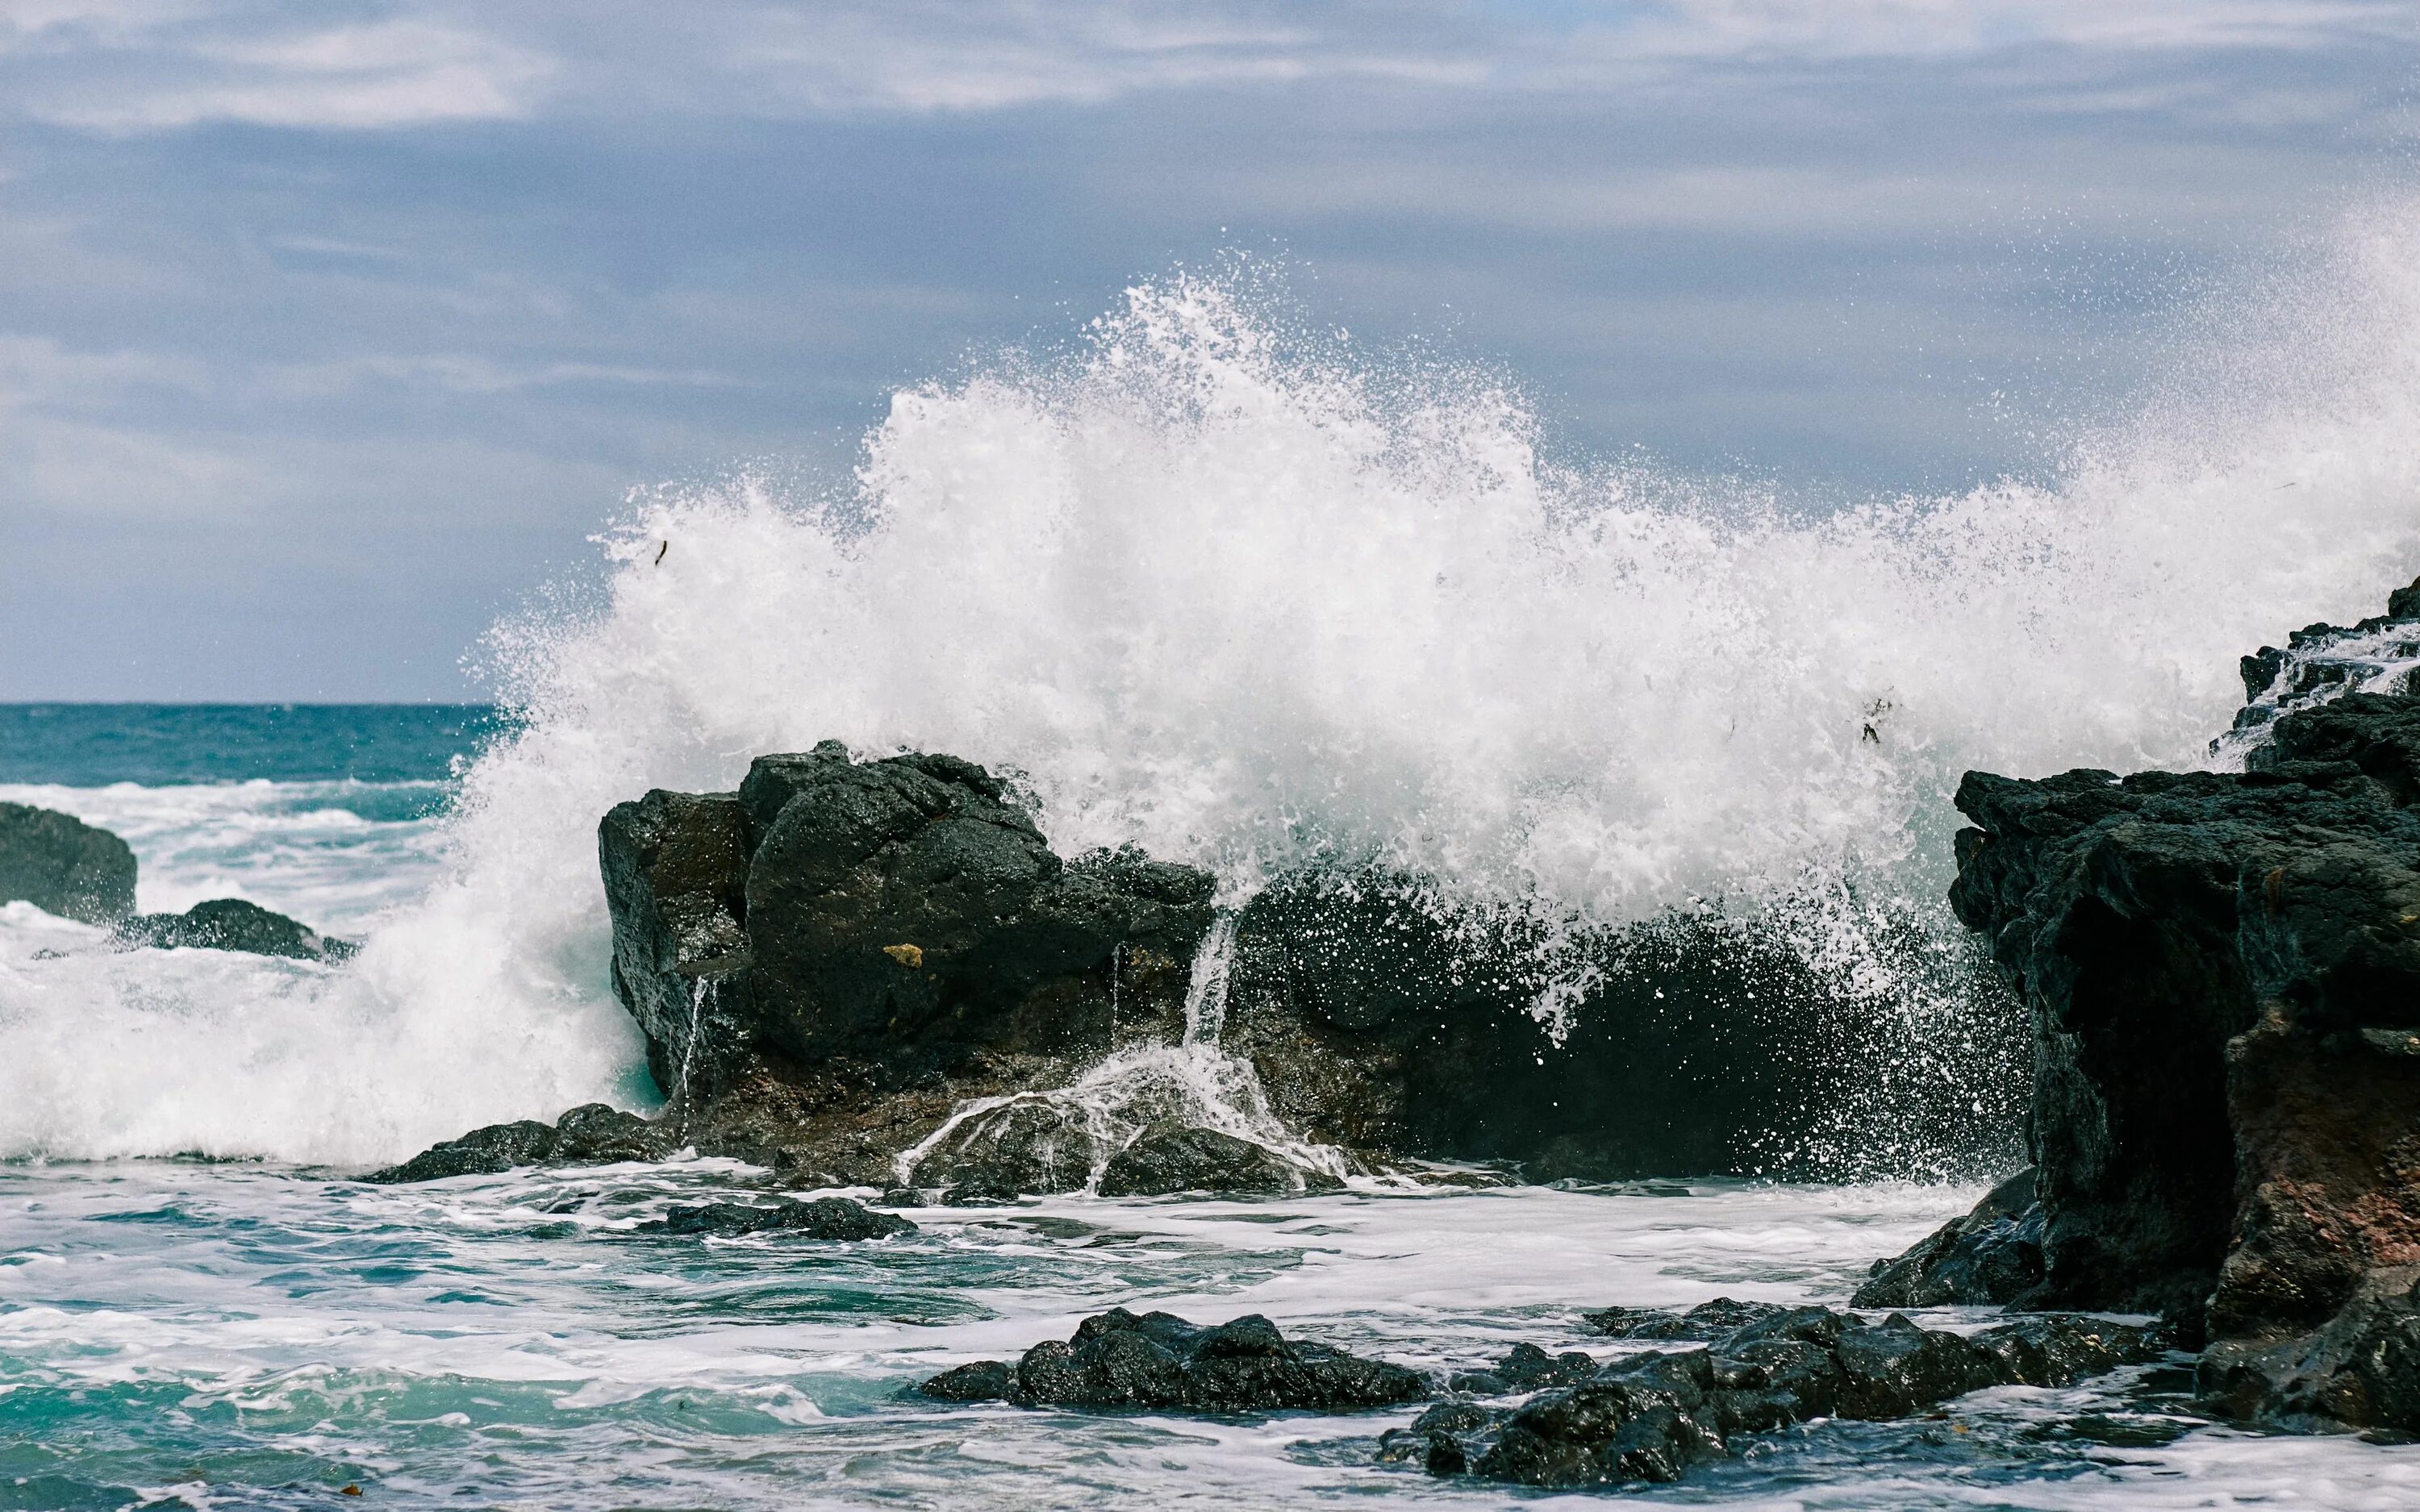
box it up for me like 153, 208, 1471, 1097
1924, 577, 2420, 1431
0, 802, 136, 924
917, 1308, 1427, 1412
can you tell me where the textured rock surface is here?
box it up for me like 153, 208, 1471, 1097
117, 897, 356, 961
1937, 577, 2420, 1431
1852, 1167, 2044, 1309
635, 1197, 914, 1239
1404, 1300, 2161, 1489
601, 742, 1217, 1183
367, 1103, 677, 1182
1221, 872, 2022, 1181
917, 1308, 1426, 1413
0, 802, 136, 924
1094, 1122, 1341, 1198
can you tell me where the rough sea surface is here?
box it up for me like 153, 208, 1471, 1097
13, 233, 2420, 1503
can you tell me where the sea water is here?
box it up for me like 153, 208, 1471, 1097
13, 209, 2420, 1504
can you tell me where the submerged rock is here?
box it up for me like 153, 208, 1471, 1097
1408, 1301, 2163, 1489
1853, 1167, 2044, 1309
115, 897, 357, 961
366, 1103, 677, 1182
636, 1196, 914, 1239
1095, 1123, 1341, 1198
1934, 573, 2420, 1431
0, 802, 136, 924
916, 1307, 1427, 1413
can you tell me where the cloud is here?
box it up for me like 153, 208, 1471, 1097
6, 10, 552, 130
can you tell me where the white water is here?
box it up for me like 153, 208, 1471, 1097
9, 202, 2420, 1163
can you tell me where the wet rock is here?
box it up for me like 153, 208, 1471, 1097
115, 898, 357, 961
600, 744, 1217, 1180
915, 1307, 1426, 1413
1853, 1168, 2044, 1309
1095, 1123, 1342, 1198
365, 1103, 677, 1182
1222, 871, 2025, 1181
636, 1196, 914, 1239
0, 802, 136, 924
1940, 577, 2420, 1431
1417, 1302, 2165, 1489
902, 1097, 1108, 1198
1446, 1342, 1600, 1394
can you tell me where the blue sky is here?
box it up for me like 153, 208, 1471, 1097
3, 1, 2415, 700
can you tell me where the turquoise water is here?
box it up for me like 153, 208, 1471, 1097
2, 709, 2418, 1509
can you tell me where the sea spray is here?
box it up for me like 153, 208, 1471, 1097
10, 206, 2420, 1164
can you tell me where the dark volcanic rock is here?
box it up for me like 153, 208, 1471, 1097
1095, 1123, 1342, 1198
636, 1196, 914, 1239
1221, 871, 2023, 1181
601, 743, 1217, 1181
916, 1308, 1426, 1413
1938, 575, 2420, 1432
1414, 1302, 2162, 1489
599, 744, 2024, 1188
366, 1102, 677, 1182
0, 802, 136, 924
1853, 1168, 2045, 1309
116, 898, 356, 961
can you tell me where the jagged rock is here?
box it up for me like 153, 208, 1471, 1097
916, 1308, 1426, 1413
1852, 1168, 2044, 1308
636, 1196, 914, 1239
1412, 1302, 2162, 1489
1938, 574, 2420, 1431
0, 802, 135, 924
365, 1102, 677, 1182
1095, 1122, 1341, 1198
600, 744, 1217, 1180
115, 898, 356, 961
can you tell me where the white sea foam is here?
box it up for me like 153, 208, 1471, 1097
9, 206, 2420, 1163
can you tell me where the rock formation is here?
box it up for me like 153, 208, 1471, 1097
365, 1103, 678, 1182
1393, 1299, 2161, 1488
116, 897, 357, 961
0, 801, 136, 924
578, 742, 2017, 1193
918, 1308, 1427, 1411
1872, 577, 2420, 1434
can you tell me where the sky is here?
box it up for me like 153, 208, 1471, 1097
2, 1, 2416, 702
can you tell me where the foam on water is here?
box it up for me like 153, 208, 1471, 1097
3, 1168, 2415, 1510
10, 204, 2420, 1164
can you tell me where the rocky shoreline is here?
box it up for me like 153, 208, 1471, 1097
365, 574, 2420, 1478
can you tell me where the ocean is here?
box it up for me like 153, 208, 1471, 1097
9, 269, 2420, 1506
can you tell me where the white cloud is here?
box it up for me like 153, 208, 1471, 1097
7, 10, 552, 130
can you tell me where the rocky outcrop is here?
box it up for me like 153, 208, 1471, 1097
0, 802, 136, 924
597, 744, 2022, 1190
917, 1308, 1427, 1411
1851, 1167, 2043, 1309
1926, 577, 2420, 1431
600, 741, 1218, 1185
367, 1103, 678, 1182
116, 898, 357, 961
1396, 1299, 2161, 1488
635, 1197, 914, 1239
